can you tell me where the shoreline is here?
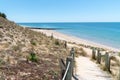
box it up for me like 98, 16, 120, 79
31, 29, 120, 52
28, 27, 62, 30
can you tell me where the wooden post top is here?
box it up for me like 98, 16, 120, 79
67, 56, 73, 61
70, 48, 74, 54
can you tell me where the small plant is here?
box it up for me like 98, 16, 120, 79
28, 52, 38, 62
55, 40, 60, 45
0, 12, 7, 19
30, 40, 36, 46
74, 47, 87, 57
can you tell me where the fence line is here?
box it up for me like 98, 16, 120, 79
92, 48, 120, 73
92, 49, 111, 72
60, 48, 78, 80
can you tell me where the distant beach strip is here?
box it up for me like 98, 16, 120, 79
18, 23, 120, 52
28, 27, 63, 30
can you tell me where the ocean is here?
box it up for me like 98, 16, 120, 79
18, 22, 120, 49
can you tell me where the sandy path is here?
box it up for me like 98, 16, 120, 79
75, 56, 112, 80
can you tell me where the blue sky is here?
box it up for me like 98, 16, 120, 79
0, 0, 120, 22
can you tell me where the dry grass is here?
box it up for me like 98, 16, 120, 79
0, 17, 69, 79
75, 47, 88, 57
97, 53, 120, 79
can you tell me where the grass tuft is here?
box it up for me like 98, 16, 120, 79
55, 39, 60, 46
30, 40, 36, 46
28, 52, 38, 62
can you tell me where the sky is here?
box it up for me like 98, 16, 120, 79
0, 0, 120, 22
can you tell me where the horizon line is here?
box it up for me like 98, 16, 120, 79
17, 21, 120, 23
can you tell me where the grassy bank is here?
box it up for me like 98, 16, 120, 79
0, 17, 69, 80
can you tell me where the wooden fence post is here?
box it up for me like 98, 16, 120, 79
97, 50, 101, 64
105, 52, 111, 72
92, 48, 96, 60
59, 59, 66, 79
70, 48, 75, 74
65, 57, 73, 80
64, 41, 67, 48
70, 48, 75, 61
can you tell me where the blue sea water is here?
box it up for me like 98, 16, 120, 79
18, 23, 120, 49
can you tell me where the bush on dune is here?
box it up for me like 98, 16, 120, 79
0, 12, 7, 19
27, 52, 38, 62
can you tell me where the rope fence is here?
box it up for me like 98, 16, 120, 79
59, 48, 78, 80
92, 48, 120, 79
62, 62, 71, 80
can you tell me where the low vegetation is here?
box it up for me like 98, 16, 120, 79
28, 52, 38, 62
54, 39, 60, 45
0, 16, 69, 79
75, 47, 87, 57
0, 12, 6, 19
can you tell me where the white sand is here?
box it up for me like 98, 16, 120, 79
75, 56, 112, 80
32, 29, 119, 52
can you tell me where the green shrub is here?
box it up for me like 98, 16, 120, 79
55, 40, 60, 45
28, 52, 38, 62
30, 40, 36, 46
0, 12, 7, 19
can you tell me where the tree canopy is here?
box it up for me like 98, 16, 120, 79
0, 12, 7, 19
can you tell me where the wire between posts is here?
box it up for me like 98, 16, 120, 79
62, 61, 71, 80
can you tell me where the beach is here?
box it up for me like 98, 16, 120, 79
0, 15, 118, 79
1, 0, 120, 79
32, 29, 120, 52
32, 29, 118, 80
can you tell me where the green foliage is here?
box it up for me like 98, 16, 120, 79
0, 12, 7, 19
55, 40, 60, 45
28, 52, 38, 62
30, 40, 36, 46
